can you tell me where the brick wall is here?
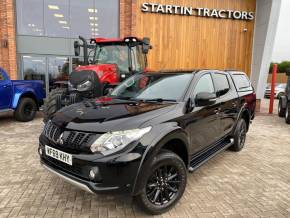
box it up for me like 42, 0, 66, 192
120, 0, 137, 37
0, 0, 17, 79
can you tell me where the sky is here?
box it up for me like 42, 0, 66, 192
272, 0, 290, 62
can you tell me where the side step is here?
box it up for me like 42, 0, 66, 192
188, 138, 234, 173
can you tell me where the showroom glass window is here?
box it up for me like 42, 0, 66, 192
22, 56, 46, 90
70, 0, 94, 38
48, 57, 70, 91
93, 0, 119, 38
16, 0, 44, 36
44, 0, 70, 37
17, 0, 119, 38
70, 0, 119, 38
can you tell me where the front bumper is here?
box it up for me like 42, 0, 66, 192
41, 162, 94, 194
39, 137, 143, 194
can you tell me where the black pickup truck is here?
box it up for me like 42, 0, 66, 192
278, 68, 290, 124
38, 70, 256, 214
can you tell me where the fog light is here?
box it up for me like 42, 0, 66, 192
89, 170, 96, 179
39, 148, 43, 155
89, 167, 101, 181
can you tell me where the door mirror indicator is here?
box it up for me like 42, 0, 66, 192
195, 92, 216, 107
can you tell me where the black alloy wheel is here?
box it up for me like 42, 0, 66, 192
229, 118, 247, 152
146, 165, 181, 206
238, 121, 247, 148
135, 150, 187, 215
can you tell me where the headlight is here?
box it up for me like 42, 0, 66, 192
77, 80, 92, 92
90, 127, 152, 155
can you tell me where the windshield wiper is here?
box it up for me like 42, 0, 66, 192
140, 98, 177, 103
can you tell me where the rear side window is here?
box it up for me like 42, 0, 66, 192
232, 74, 252, 91
212, 73, 230, 97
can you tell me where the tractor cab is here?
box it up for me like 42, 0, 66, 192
73, 36, 151, 86
43, 36, 152, 122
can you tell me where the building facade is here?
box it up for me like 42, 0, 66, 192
0, 0, 282, 105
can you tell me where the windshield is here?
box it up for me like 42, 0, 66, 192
110, 73, 193, 101
91, 44, 129, 73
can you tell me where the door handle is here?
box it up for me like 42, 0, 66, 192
3, 84, 8, 88
232, 103, 237, 107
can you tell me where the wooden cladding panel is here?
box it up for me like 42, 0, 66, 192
133, 0, 256, 75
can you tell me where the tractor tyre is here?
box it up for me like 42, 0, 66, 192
43, 88, 67, 123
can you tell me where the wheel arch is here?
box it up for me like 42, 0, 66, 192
132, 128, 189, 196
12, 91, 38, 109
240, 109, 251, 131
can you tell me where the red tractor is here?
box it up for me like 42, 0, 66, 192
43, 36, 151, 121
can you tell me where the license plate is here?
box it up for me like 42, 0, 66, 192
45, 145, 72, 166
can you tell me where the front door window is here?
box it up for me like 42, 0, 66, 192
192, 74, 215, 99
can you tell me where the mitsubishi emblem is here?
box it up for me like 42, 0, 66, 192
76, 108, 84, 116
57, 133, 64, 145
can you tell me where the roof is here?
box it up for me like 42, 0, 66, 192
93, 38, 124, 43
146, 69, 247, 75
92, 36, 143, 44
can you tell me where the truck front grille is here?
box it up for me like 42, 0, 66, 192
43, 120, 62, 143
43, 121, 95, 152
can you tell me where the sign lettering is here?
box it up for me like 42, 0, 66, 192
141, 3, 255, 21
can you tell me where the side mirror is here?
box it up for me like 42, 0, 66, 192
74, 41, 80, 56
286, 68, 290, 76
142, 37, 152, 54
195, 92, 216, 107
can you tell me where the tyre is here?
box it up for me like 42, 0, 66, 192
43, 88, 67, 122
229, 118, 247, 152
14, 97, 37, 122
135, 150, 187, 215
278, 99, 286, 117
285, 102, 290, 124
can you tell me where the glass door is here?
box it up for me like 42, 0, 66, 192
48, 56, 70, 91
22, 55, 47, 91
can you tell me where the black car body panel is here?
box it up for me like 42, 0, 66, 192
39, 70, 256, 196
52, 99, 178, 133
278, 69, 290, 123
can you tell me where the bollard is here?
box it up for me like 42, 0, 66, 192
269, 64, 277, 114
